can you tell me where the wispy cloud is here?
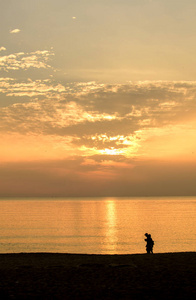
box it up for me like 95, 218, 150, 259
0, 49, 54, 71
9, 29, 21, 34
0, 47, 6, 52
0, 78, 65, 98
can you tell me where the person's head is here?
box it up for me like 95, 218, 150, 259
144, 233, 148, 237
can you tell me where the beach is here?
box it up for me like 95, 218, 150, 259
0, 252, 195, 299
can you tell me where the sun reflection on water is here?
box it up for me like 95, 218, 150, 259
104, 199, 118, 253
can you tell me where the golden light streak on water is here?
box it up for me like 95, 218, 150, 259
104, 199, 118, 253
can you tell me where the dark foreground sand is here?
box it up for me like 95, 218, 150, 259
0, 252, 195, 299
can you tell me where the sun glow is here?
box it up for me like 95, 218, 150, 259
99, 148, 124, 155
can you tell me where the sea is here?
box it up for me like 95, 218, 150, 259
0, 197, 195, 254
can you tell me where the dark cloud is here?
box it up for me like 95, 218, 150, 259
1, 158, 196, 197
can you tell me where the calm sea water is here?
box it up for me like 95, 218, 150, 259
0, 197, 195, 254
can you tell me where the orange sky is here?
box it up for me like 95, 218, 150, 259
1, 1, 196, 196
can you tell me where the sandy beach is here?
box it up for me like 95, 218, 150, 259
0, 252, 195, 299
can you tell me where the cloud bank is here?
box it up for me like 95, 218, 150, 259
1, 81, 196, 157
1, 47, 196, 196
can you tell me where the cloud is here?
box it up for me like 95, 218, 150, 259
0, 49, 54, 71
0, 158, 196, 197
0, 47, 6, 52
0, 81, 196, 162
0, 77, 65, 98
10, 29, 21, 34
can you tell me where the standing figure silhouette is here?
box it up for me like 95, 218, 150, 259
144, 233, 154, 254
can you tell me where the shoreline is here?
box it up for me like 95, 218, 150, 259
0, 252, 195, 299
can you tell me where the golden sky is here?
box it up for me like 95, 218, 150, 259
0, 0, 196, 196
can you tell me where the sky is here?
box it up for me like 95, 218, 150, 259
0, 0, 196, 197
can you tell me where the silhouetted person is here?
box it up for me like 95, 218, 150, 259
144, 233, 154, 254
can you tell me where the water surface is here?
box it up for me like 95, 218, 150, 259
0, 197, 195, 254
